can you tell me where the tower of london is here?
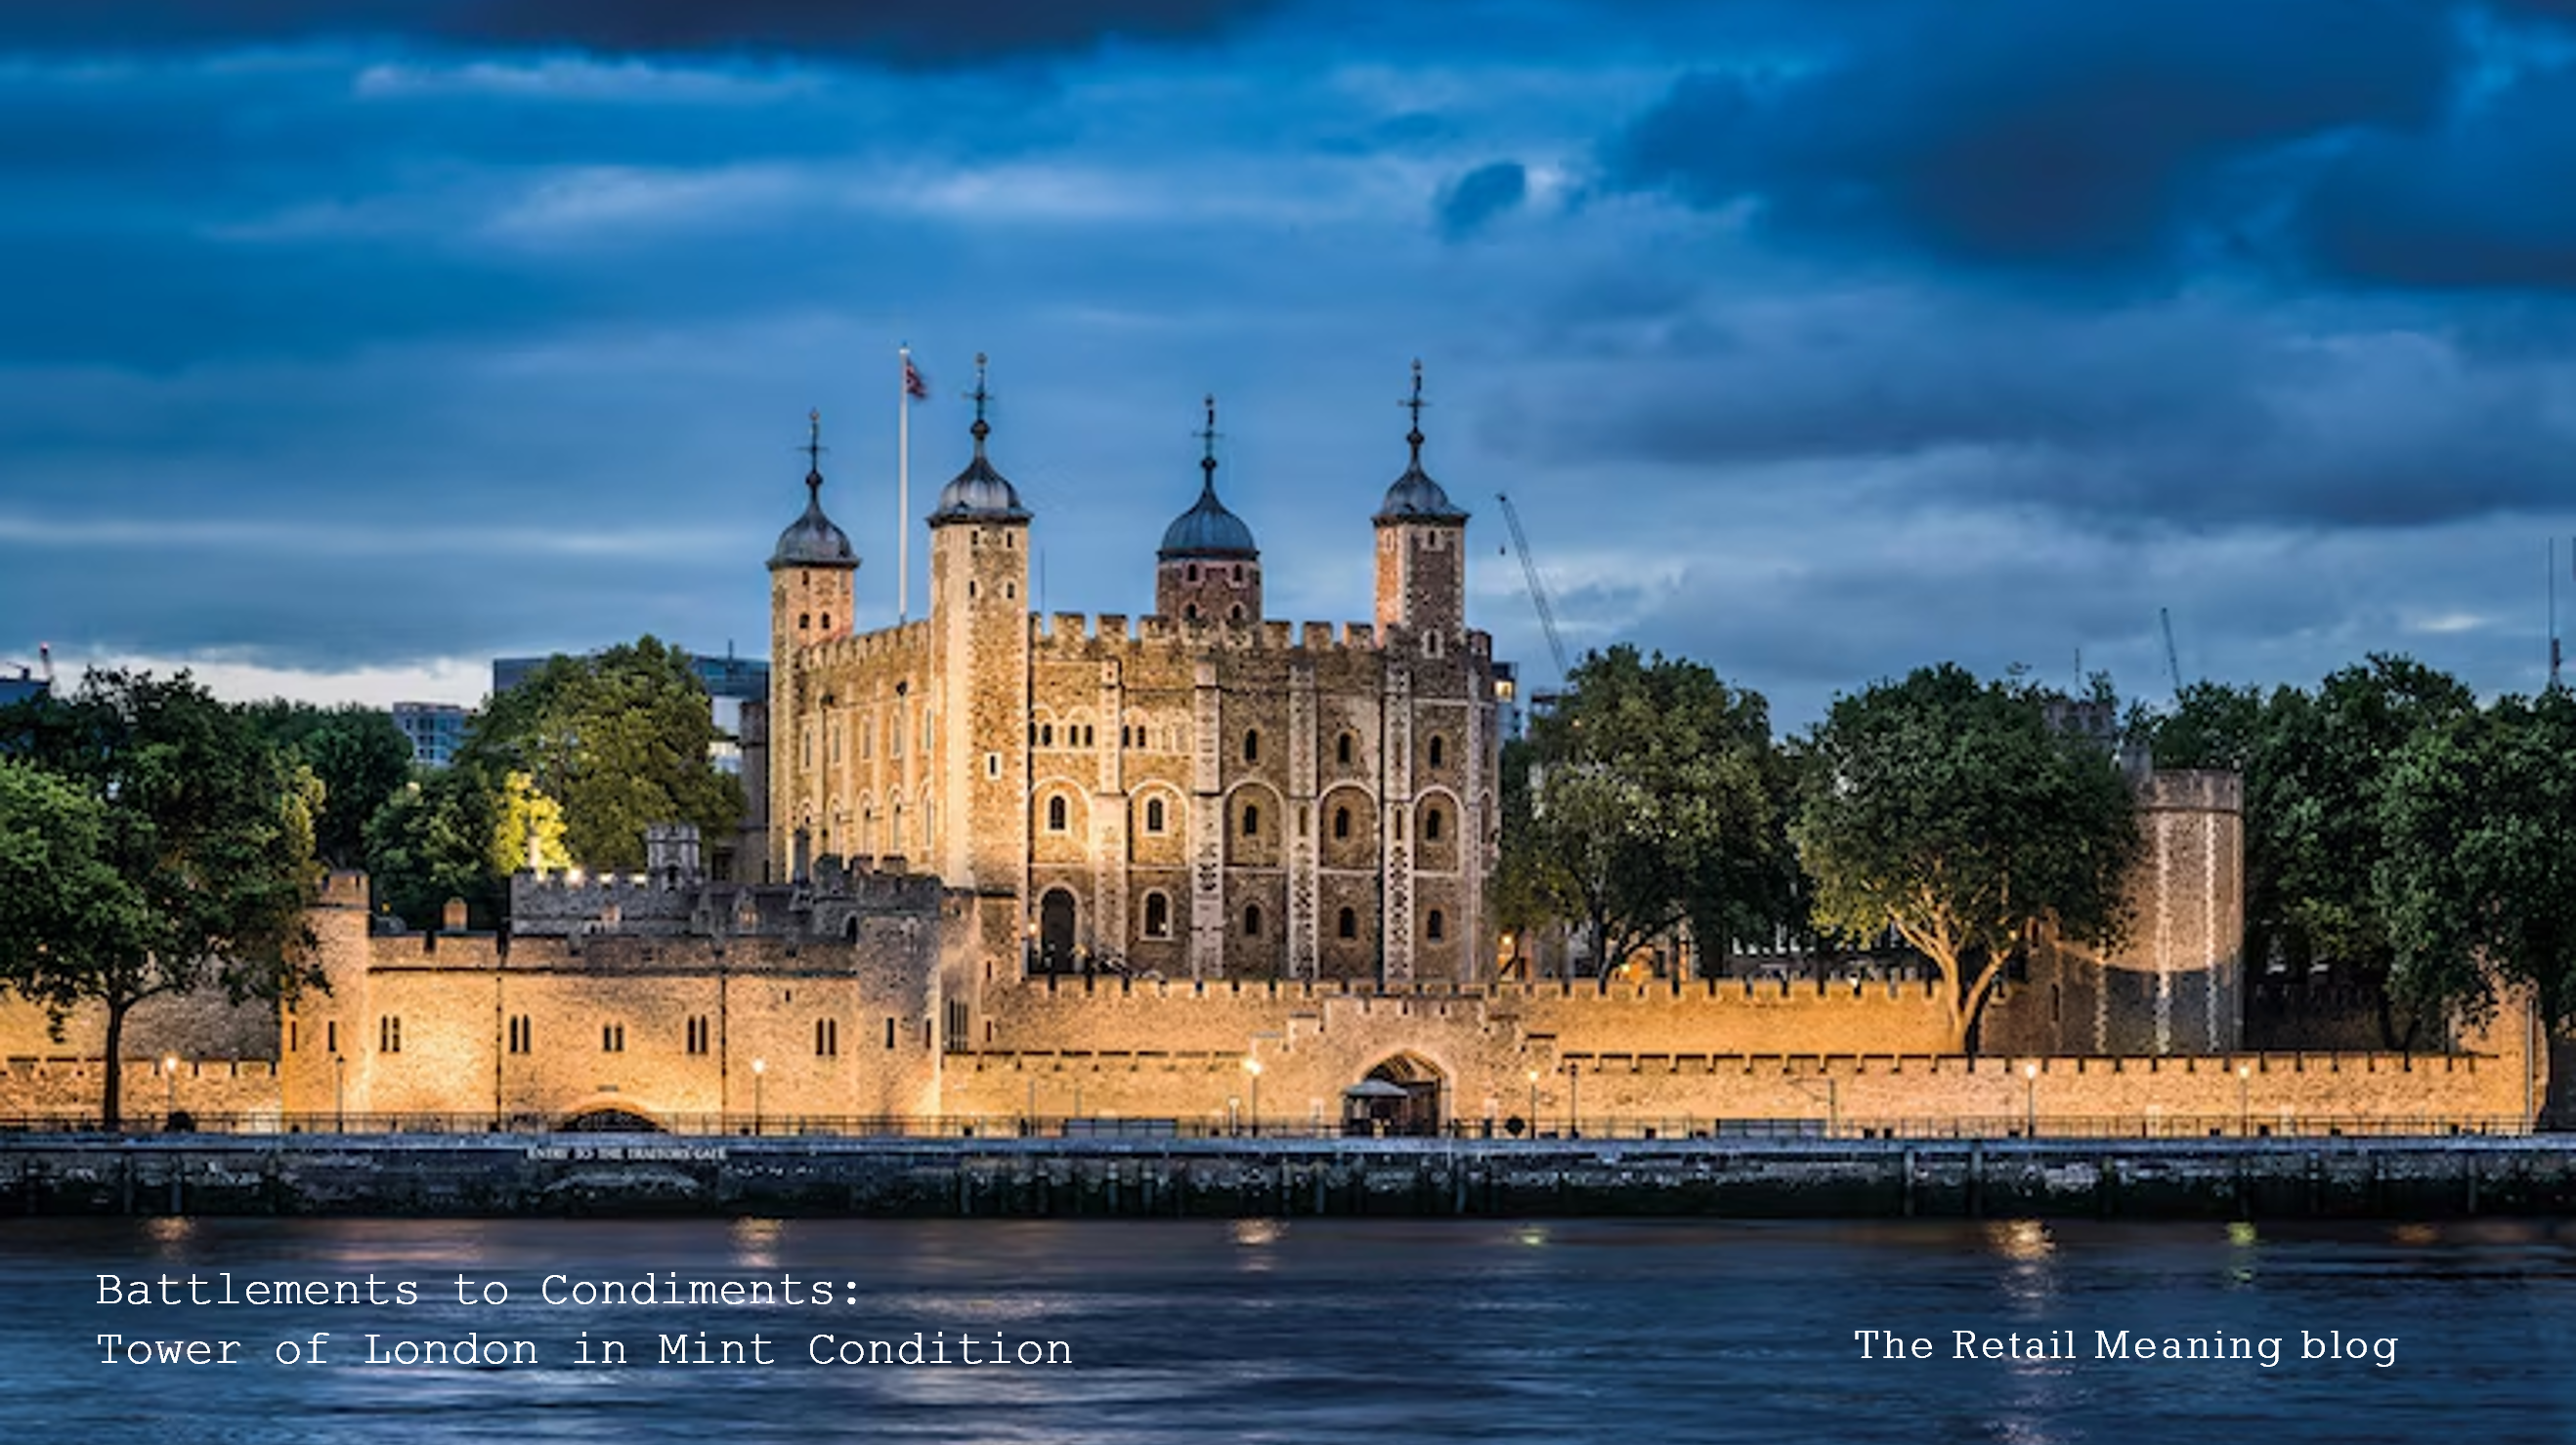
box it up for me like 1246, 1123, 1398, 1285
763, 359, 1503, 988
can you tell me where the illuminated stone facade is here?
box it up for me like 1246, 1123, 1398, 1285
766, 368, 1503, 987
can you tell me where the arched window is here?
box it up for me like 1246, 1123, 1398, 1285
1188, 563, 1201, 582
1243, 903, 1263, 937
1229, 604, 1245, 622
1336, 732, 1353, 766
1427, 909, 1445, 942
1337, 907, 1357, 940
1144, 796, 1167, 833
1143, 892, 1172, 939
1428, 735, 1445, 768
1241, 802, 1261, 836
1333, 806, 1351, 840
820, 614, 831, 631
1243, 730, 1261, 764
1040, 723, 1054, 747
1047, 795, 1068, 832
1424, 807, 1443, 842
1185, 604, 1201, 621
798, 613, 811, 630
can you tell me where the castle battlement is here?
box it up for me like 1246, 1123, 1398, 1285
1028, 612, 1389, 655
506, 864, 947, 942
804, 618, 932, 669
990, 974, 1944, 1004
2138, 768, 2244, 813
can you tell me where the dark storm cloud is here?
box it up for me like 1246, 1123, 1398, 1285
0, 1, 1286, 65
2293, 66, 2576, 290
1497, 278, 2576, 531
1435, 160, 1527, 240
1598, 0, 2454, 280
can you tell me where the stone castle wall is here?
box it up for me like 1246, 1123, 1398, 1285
1985, 770, 2248, 1057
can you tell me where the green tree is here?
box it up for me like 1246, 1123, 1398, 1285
458, 636, 740, 872
2129, 656, 2486, 1047
2377, 687, 2576, 1033
1508, 646, 1794, 976
0, 671, 320, 1128
240, 701, 414, 869
361, 766, 571, 931
2261, 658, 2474, 1041
1791, 663, 2139, 1052
0, 760, 152, 1058
2127, 679, 2268, 772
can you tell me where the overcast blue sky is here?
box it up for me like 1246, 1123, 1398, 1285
4, 0, 2575, 727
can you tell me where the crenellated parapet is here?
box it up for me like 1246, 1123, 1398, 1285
1031, 612, 1387, 656
506, 863, 949, 942
798, 618, 933, 673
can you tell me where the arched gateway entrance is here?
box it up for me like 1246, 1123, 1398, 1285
1344, 1054, 1443, 1136
1038, 888, 1077, 972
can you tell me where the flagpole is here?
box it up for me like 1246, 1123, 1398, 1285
898, 342, 912, 623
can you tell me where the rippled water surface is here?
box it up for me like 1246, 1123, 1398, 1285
9, 1216, 2576, 1442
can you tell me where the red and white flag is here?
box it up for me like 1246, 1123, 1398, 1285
903, 356, 929, 401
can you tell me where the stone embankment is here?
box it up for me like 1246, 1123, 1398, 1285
3, 1135, 2570, 1218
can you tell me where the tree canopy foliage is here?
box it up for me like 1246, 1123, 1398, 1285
454, 636, 739, 873
2131, 655, 2480, 1046
240, 700, 413, 870
2377, 687, 2576, 1033
1792, 663, 2140, 1051
0, 671, 320, 1127
1499, 646, 1799, 976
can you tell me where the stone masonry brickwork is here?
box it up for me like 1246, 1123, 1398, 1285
769, 405, 1501, 989
0, 864, 2541, 1130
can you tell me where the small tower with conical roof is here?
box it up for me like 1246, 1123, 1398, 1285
769, 410, 860, 653
926, 354, 1033, 900
1373, 361, 1470, 645
1156, 395, 1262, 625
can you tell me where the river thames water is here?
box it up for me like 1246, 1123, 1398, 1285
7, 1215, 2575, 1442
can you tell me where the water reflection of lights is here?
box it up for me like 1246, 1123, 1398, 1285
1232, 1218, 1288, 1274
145, 1217, 195, 1253
1985, 1220, 2073, 1443
731, 1217, 785, 1268
1987, 1219, 2055, 1262
2226, 1219, 2258, 1285
1516, 1225, 1549, 1249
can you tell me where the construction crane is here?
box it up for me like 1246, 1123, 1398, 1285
2554, 537, 2566, 693
2, 642, 50, 687
2160, 608, 2185, 701
1495, 492, 1569, 683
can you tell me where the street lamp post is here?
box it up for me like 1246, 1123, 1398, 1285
1226, 1096, 1240, 1135
751, 1057, 767, 1135
1525, 1069, 1540, 1134
1242, 1058, 1263, 1136
2238, 1062, 2252, 1136
2023, 1062, 2039, 1138
162, 1055, 179, 1127
331, 1054, 345, 1133
1566, 1060, 1581, 1138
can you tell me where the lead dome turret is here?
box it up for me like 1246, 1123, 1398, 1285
769, 413, 858, 572
926, 353, 1031, 526
1156, 395, 1262, 624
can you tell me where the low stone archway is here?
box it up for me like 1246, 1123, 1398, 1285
1346, 1053, 1443, 1136
557, 1101, 665, 1132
